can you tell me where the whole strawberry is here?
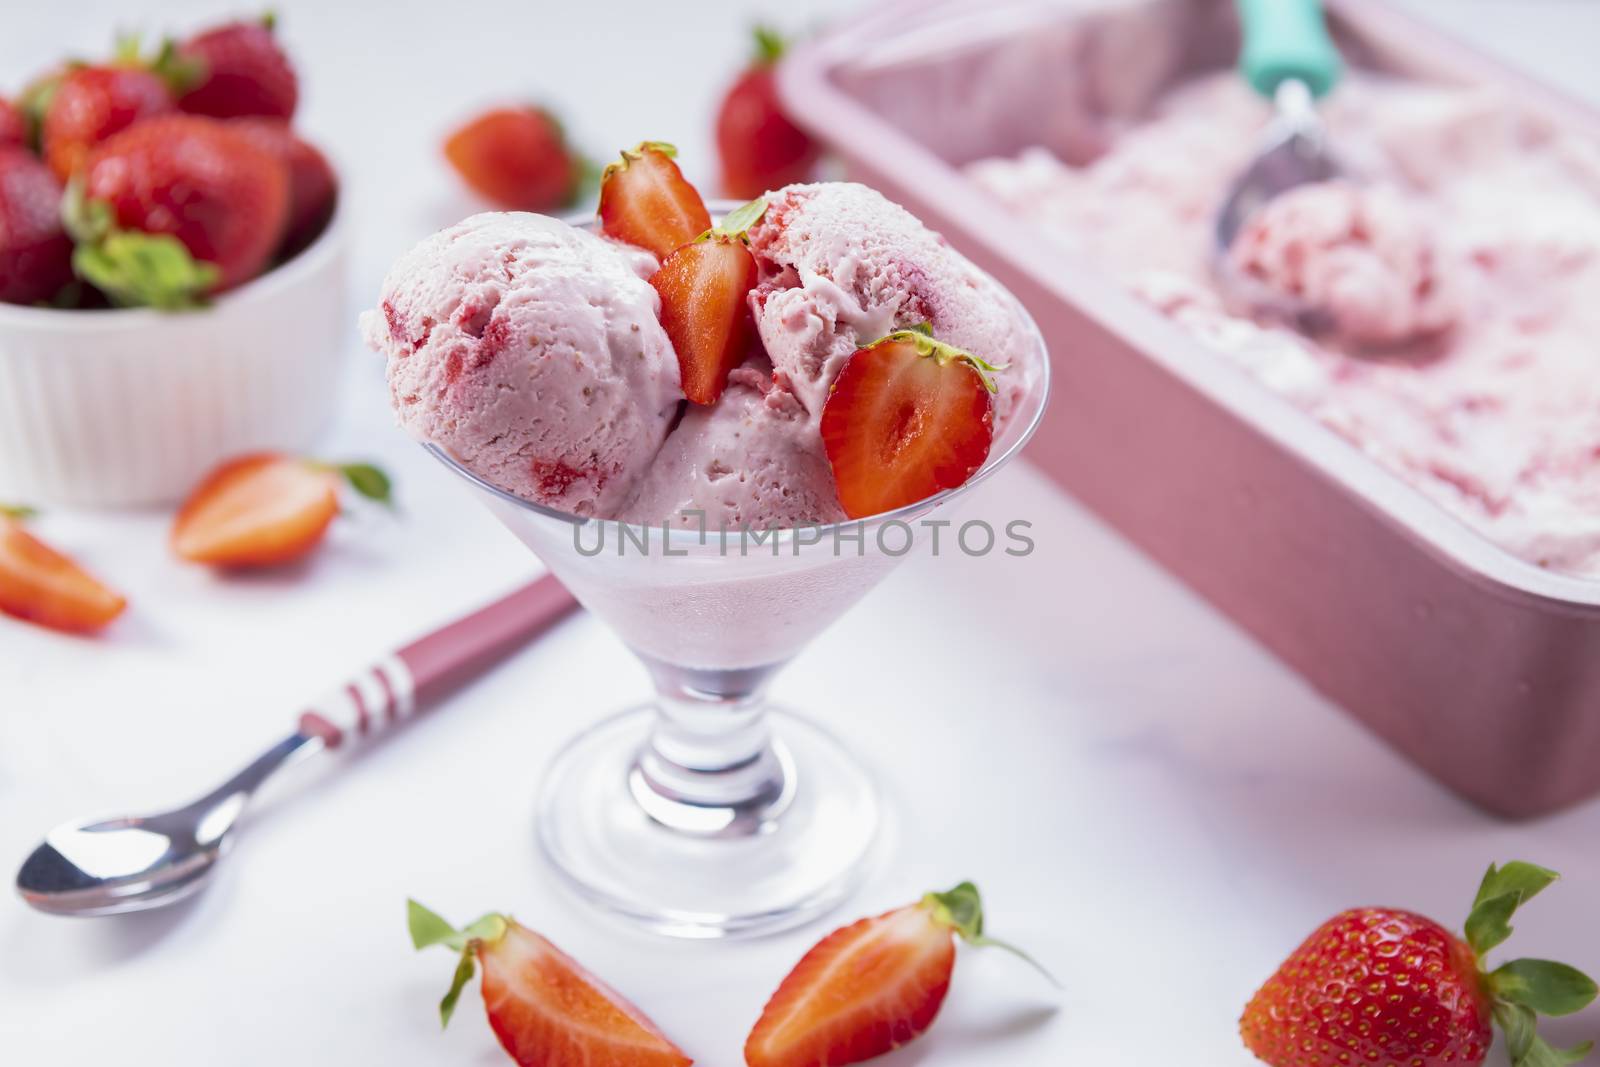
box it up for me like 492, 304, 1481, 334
715, 27, 820, 199
0, 147, 74, 305
229, 118, 336, 257
1242, 862, 1597, 1067
75, 114, 289, 302
444, 106, 583, 212
41, 65, 173, 179
0, 99, 25, 148
177, 15, 297, 120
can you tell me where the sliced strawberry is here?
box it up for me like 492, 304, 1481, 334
41, 65, 174, 180
820, 330, 1001, 519
229, 118, 337, 257
171, 453, 390, 568
444, 106, 580, 212
0, 99, 25, 148
0, 510, 126, 634
176, 16, 298, 120
650, 198, 767, 404
598, 141, 711, 258
745, 882, 1049, 1067
716, 28, 821, 199
408, 901, 693, 1067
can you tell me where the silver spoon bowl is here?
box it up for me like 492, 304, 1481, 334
16, 732, 319, 917
15, 574, 579, 918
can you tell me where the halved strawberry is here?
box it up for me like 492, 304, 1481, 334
408, 901, 693, 1067
819, 330, 1002, 519
171, 453, 390, 568
41, 65, 174, 180
745, 882, 1050, 1067
598, 141, 711, 258
0, 508, 126, 634
650, 197, 766, 404
444, 106, 581, 212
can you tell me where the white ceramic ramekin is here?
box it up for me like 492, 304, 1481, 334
0, 209, 349, 508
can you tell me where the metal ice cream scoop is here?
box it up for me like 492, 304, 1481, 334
1214, 0, 1345, 325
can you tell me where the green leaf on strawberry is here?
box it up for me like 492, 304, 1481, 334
62, 178, 219, 309
1491, 959, 1600, 1017
317, 462, 394, 507
1468, 861, 1559, 955
73, 231, 220, 310
752, 25, 787, 65
1466, 863, 1599, 1067
924, 880, 1059, 986
715, 195, 768, 239
406, 899, 508, 1026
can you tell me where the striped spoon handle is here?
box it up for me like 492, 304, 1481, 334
297, 573, 577, 749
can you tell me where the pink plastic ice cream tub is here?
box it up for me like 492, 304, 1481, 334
779, 0, 1600, 817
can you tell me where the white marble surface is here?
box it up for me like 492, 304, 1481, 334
4, 1, 1600, 1064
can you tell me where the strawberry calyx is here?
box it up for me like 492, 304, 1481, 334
112, 33, 206, 96
874, 327, 1008, 395
407, 900, 510, 1027
1465, 862, 1597, 1067
922, 881, 1058, 986
601, 140, 678, 184
0, 504, 38, 521
751, 25, 787, 66
695, 195, 767, 245
61, 179, 219, 309
306, 460, 394, 506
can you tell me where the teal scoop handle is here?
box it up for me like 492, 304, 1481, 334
1236, 0, 1343, 99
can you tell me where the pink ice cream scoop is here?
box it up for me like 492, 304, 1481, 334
620, 361, 845, 530
1226, 180, 1462, 348
361, 212, 682, 516
746, 182, 1044, 427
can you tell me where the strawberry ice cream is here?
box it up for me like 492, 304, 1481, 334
368, 183, 1043, 529
747, 182, 1044, 429
970, 74, 1600, 576
362, 212, 681, 517
619, 361, 845, 529
1225, 181, 1462, 349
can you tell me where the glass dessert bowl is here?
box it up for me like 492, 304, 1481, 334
388, 192, 1050, 938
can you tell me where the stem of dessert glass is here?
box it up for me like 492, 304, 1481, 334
629, 655, 794, 838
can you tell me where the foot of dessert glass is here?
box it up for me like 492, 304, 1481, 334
538, 685, 879, 938
422, 203, 1049, 939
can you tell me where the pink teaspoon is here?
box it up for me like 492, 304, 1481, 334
15, 574, 576, 917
